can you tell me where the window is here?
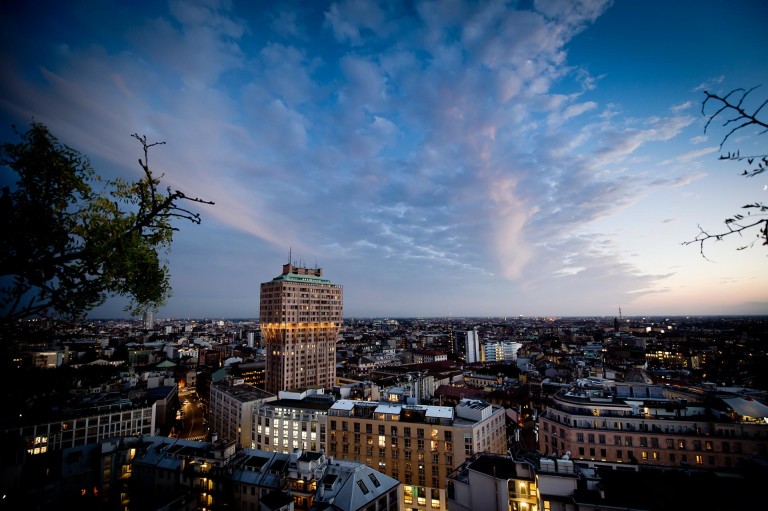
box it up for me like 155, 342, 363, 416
599, 435, 606, 445
614, 435, 622, 446
576, 433, 584, 442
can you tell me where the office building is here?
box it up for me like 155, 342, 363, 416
260, 263, 343, 394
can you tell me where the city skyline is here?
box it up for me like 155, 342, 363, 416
1, 0, 767, 319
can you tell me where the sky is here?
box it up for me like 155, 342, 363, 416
1, 0, 767, 319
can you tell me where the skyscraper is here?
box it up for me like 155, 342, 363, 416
260, 263, 343, 394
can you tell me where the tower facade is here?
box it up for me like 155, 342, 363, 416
260, 263, 343, 395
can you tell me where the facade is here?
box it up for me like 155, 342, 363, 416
482, 341, 522, 363
2, 399, 155, 455
326, 398, 507, 511
538, 377, 768, 470
253, 389, 333, 453
209, 378, 276, 447
260, 263, 343, 394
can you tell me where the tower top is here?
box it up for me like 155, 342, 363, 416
281, 262, 323, 277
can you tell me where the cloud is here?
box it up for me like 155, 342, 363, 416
660, 146, 718, 165
670, 100, 692, 113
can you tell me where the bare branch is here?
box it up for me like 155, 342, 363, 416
702, 86, 768, 149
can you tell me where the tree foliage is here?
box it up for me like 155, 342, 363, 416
683, 86, 768, 257
0, 123, 213, 324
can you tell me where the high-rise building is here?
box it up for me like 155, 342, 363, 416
143, 310, 154, 330
454, 328, 482, 363
260, 262, 343, 395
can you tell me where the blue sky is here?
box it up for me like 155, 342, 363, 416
1, 0, 766, 319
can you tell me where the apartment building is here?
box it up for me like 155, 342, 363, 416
209, 378, 276, 447
260, 263, 343, 394
252, 389, 333, 453
326, 397, 507, 511
539, 377, 768, 470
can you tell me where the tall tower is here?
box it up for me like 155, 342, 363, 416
260, 262, 343, 395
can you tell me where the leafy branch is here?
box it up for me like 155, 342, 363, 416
0, 123, 214, 324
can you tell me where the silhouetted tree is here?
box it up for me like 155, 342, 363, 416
0, 123, 214, 324
683, 86, 767, 257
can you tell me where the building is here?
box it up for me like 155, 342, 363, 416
132, 436, 399, 511
209, 378, 276, 447
143, 310, 154, 330
253, 389, 334, 453
538, 377, 768, 470
482, 341, 522, 363
447, 451, 600, 511
260, 263, 343, 394
454, 328, 482, 364
326, 397, 507, 511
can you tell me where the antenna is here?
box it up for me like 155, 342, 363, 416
289, 247, 292, 265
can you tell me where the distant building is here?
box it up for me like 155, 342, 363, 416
454, 328, 482, 363
143, 310, 154, 330
482, 340, 522, 362
260, 263, 343, 394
